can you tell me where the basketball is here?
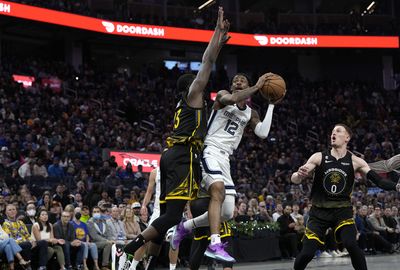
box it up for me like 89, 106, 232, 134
260, 74, 286, 103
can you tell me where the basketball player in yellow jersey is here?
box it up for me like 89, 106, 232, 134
119, 7, 230, 270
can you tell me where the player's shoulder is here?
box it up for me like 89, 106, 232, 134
310, 152, 323, 163
350, 154, 365, 165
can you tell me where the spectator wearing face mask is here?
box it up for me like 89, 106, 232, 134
87, 206, 112, 270
72, 208, 100, 270
22, 203, 36, 225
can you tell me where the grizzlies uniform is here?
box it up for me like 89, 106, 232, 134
305, 150, 355, 244
160, 97, 207, 203
148, 168, 161, 225
201, 104, 252, 195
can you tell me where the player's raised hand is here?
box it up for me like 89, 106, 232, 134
216, 7, 231, 45
255, 73, 272, 90
217, 7, 225, 30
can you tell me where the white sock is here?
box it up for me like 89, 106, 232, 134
130, 259, 140, 270
169, 263, 177, 270
184, 211, 210, 230
210, 234, 221, 245
183, 219, 195, 230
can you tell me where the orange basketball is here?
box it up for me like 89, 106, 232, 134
260, 74, 286, 103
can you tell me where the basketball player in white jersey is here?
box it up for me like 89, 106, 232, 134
170, 72, 279, 262
119, 168, 179, 270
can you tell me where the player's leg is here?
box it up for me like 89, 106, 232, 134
168, 245, 179, 270
189, 238, 209, 270
295, 207, 328, 270
124, 200, 186, 256
293, 238, 319, 270
221, 236, 234, 270
337, 225, 367, 270
142, 238, 164, 270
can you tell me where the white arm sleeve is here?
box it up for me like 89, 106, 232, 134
254, 104, 274, 139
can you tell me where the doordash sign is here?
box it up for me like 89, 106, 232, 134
0, 1, 398, 48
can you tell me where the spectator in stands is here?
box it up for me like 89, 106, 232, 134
248, 198, 259, 215
33, 158, 48, 178
131, 202, 141, 222
23, 203, 36, 225
113, 188, 124, 206
392, 206, 400, 231
75, 181, 88, 198
368, 206, 393, 243
104, 168, 121, 193
356, 205, 393, 253
235, 202, 248, 222
72, 193, 84, 208
49, 201, 63, 223
382, 207, 399, 246
38, 191, 52, 211
98, 191, 113, 207
80, 206, 91, 224
18, 158, 35, 179
265, 195, 276, 214
48, 157, 65, 179
0, 224, 31, 269
106, 206, 126, 244
123, 208, 141, 241
277, 204, 298, 258
53, 184, 70, 208
84, 182, 102, 209
54, 210, 85, 269
87, 206, 112, 270
257, 201, 272, 222
272, 203, 283, 222
31, 209, 66, 270
127, 190, 139, 205
72, 208, 100, 270
3, 204, 48, 269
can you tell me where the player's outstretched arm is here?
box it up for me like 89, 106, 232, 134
354, 155, 400, 191
249, 104, 275, 139
141, 168, 157, 216
186, 7, 230, 108
368, 154, 400, 173
291, 152, 321, 184
217, 73, 271, 106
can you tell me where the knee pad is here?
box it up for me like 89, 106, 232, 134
221, 195, 235, 221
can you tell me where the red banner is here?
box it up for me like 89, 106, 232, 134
0, 1, 398, 48
42, 77, 62, 93
109, 151, 161, 173
12, 74, 35, 88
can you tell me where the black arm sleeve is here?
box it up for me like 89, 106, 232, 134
366, 170, 397, 191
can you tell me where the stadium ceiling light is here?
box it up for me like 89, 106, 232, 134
366, 1, 375, 11
198, 0, 216, 10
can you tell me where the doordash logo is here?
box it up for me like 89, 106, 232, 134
102, 21, 115, 33
254, 35, 318, 46
254, 35, 268, 45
